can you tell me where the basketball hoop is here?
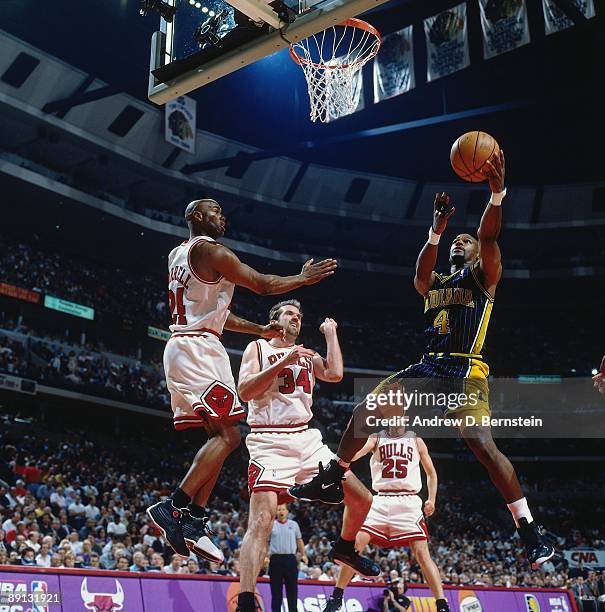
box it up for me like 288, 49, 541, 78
290, 18, 381, 123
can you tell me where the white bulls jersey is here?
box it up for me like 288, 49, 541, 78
167, 236, 234, 334
247, 339, 314, 428
369, 432, 422, 494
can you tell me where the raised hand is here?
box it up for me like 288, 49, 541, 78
300, 258, 337, 285
483, 149, 506, 194
432, 192, 456, 235
592, 355, 605, 394
319, 318, 338, 335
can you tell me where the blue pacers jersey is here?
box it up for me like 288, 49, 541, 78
423, 263, 494, 361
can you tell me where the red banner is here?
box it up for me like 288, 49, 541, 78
0, 282, 41, 304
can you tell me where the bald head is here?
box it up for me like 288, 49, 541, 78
184, 199, 225, 239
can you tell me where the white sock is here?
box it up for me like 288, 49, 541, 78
507, 497, 533, 528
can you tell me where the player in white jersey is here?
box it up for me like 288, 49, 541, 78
146, 199, 337, 563
235, 300, 380, 612
323, 427, 450, 612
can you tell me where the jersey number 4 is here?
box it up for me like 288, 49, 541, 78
382, 458, 408, 479
168, 287, 187, 326
433, 309, 450, 334
278, 368, 312, 394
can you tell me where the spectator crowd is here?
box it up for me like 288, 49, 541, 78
1, 418, 604, 603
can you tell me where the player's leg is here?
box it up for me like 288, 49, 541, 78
409, 540, 449, 612
324, 531, 371, 612
238, 490, 278, 611
461, 423, 554, 568
179, 419, 241, 506
290, 375, 405, 504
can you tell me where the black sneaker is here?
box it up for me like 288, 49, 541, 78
289, 460, 345, 505
323, 596, 343, 612
182, 514, 224, 563
146, 499, 189, 557
436, 598, 450, 612
329, 541, 381, 578
517, 518, 555, 570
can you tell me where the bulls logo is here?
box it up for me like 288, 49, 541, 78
81, 578, 124, 612
200, 382, 246, 422
248, 461, 264, 493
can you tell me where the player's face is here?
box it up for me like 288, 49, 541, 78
198, 200, 226, 239
450, 234, 478, 264
275, 306, 302, 338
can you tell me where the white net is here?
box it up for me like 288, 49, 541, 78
290, 19, 381, 123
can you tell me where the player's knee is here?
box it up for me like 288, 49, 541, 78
249, 508, 273, 535
219, 425, 241, 451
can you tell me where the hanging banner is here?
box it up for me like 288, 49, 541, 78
373, 26, 415, 103
165, 95, 196, 154
425, 3, 470, 82
480, 0, 531, 59
543, 0, 595, 34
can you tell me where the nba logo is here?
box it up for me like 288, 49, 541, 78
525, 594, 541, 612
31, 580, 49, 612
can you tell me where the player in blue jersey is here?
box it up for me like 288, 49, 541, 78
291, 150, 555, 571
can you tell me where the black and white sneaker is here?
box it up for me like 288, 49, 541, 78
517, 518, 555, 570
146, 499, 189, 557
329, 540, 381, 578
323, 596, 343, 612
436, 598, 450, 612
182, 514, 224, 563
289, 460, 345, 505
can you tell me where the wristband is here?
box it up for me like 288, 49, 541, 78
489, 187, 507, 206
428, 228, 441, 245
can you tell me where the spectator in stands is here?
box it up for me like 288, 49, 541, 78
35, 542, 52, 567
116, 556, 130, 571
20, 547, 36, 566
164, 554, 184, 574
68, 495, 87, 529
130, 551, 147, 572
50, 486, 67, 512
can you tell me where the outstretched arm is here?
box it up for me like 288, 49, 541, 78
477, 149, 506, 295
312, 318, 343, 383
414, 193, 456, 296
350, 435, 378, 462
224, 312, 284, 339
192, 242, 337, 295
417, 437, 437, 517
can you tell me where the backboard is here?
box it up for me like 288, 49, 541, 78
147, 0, 390, 105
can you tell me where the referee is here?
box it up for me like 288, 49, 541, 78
268, 504, 308, 612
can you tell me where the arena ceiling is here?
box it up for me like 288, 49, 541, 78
2, 0, 604, 186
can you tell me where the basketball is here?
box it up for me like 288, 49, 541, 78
450, 131, 500, 182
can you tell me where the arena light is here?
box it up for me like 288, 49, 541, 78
592, 368, 599, 376
202, 6, 209, 12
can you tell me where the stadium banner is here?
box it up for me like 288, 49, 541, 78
0, 282, 41, 304
147, 325, 171, 342
44, 296, 95, 321
425, 3, 470, 82
564, 549, 605, 569
0, 373, 37, 395
480, 0, 531, 59
0, 568, 577, 612
542, 0, 595, 34
373, 26, 415, 103
164, 95, 196, 154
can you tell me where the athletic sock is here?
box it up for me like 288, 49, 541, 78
335, 536, 355, 553
336, 458, 350, 470
237, 591, 255, 611
507, 497, 533, 528
332, 587, 344, 599
188, 504, 206, 519
171, 487, 191, 509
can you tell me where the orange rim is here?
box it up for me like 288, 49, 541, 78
289, 18, 381, 70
